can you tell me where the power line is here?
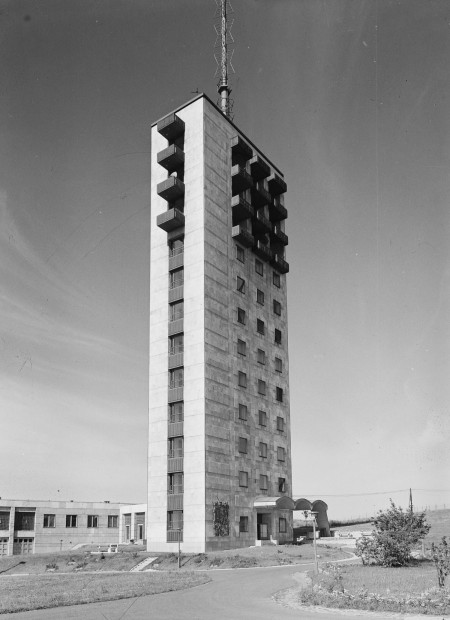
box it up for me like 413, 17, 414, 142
292, 488, 450, 498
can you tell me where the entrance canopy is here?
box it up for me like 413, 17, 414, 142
253, 496, 295, 510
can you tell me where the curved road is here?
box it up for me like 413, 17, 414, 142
4, 562, 447, 620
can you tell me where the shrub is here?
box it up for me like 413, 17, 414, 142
431, 536, 450, 588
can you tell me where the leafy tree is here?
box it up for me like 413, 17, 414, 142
355, 500, 430, 567
431, 536, 450, 588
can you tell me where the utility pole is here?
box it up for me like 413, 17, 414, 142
409, 488, 413, 513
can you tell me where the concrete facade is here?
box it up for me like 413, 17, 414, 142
0, 499, 123, 556
148, 94, 292, 552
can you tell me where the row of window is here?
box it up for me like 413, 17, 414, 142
239, 471, 286, 491
236, 249, 281, 288
238, 406, 285, 431
237, 309, 282, 342
237, 373, 284, 401
236, 278, 281, 314
238, 437, 286, 461
43, 514, 118, 528
239, 516, 287, 533
237, 341, 283, 370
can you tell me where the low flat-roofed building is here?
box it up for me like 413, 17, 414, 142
119, 504, 147, 544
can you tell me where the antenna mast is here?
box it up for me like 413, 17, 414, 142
214, 0, 234, 119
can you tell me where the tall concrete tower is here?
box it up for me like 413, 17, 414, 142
148, 94, 292, 553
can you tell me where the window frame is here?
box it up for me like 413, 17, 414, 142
277, 446, 286, 462
236, 276, 246, 294
238, 437, 248, 454
237, 307, 246, 325
258, 410, 267, 427
276, 387, 283, 402
239, 471, 248, 487
237, 339, 246, 356
257, 319, 265, 335
238, 403, 248, 421
108, 515, 118, 528
277, 416, 285, 432
257, 348, 266, 365
258, 379, 266, 396
87, 515, 99, 528
236, 245, 245, 263
279, 517, 287, 533
259, 442, 268, 458
278, 477, 286, 493
274, 328, 282, 344
66, 514, 77, 528
275, 356, 282, 373
273, 300, 281, 315
255, 259, 264, 276
169, 401, 184, 423
239, 516, 249, 532
238, 371, 247, 388
259, 474, 268, 490
273, 271, 281, 287
43, 514, 55, 528
256, 289, 265, 305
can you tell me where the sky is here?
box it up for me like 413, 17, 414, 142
0, 0, 449, 519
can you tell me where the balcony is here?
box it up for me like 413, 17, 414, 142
271, 253, 290, 274
167, 494, 184, 510
157, 144, 185, 173
157, 113, 185, 141
168, 421, 184, 437
232, 194, 254, 223
252, 210, 271, 234
253, 240, 273, 262
232, 224, 254, 248
168, 351, 184, 369
268, 197, 288, 222
167, 457, 184, 473
250, 155, 270, 180
168, 386, 184, 402
156, 208, 185, 232
157, 177, 185, 202
168, 285, 183, 303
168, 251, 184, 271
232, 165, 253, 195
271, 224, 288, 246
231, 135, 253, 163
168, 318, 183, 336
251, 180, 272, 208
167, 529, 183, 542
267, 172, 287, 196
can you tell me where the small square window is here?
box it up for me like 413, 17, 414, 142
66, 515, 77, 528
239, 516, 249, 532
258, 410, 267, 426
257, 349, 266, 365
87, 515, 98, 528
255, 259, 264, 276
259, 442, 267, 458
273, 300, 281, 315
259, 475, 268, 490
275, 357, 282, 373
237, 307, 246, 325
279, 517, 287, 533
237, 276, 246, 293
277, 416, 285, 432
277, 446, 286, 461
43, 514, 55, 528
237, 339, 246, 356
273, 271, 281, 287
276, 387, 283, 402
238, 403, 248, 421
236, 245, 245, 263
274, 328, 282, 344
258, 379, 266, 396
257, 289, 264, 305
257, 319, 265, 335
238, 437, 248, 453
238, 371, 247, 388
108, 515, 118, 528
278, 477, 286, 493
239, 471, 248, 487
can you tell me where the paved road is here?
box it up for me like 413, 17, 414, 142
4, 563, 448, 620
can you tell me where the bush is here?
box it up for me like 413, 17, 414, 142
431, 536, 450, 588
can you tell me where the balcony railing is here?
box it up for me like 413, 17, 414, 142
168, 351, 184, 369
156, 208, 185, 232
231, 194, 254, 223
250, 155, 271, 180
267, 172, 287, 196
168, 421, 184, 437
271, 225, 288, 246
167, 456, 184, 473
169, 277, 184, 289
157, 177, 185, 202
169, 378, 184, 389
168, 286, 183, 303
168, 386, 183, 402
271, 253, 290, 274
168, 318, 184, 336
167, 529, 183, 542
232, 224, 254, 248
168, 484, 184, 495
251, 180, 272, 208
157, 144, 185, 172
253, 210, 271, 234
268, 196, 288, 222
157, 113, 185, 141
168, 251, 184, 271
231, 165, 253, 195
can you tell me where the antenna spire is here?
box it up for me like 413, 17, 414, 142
214, 0, 235, 119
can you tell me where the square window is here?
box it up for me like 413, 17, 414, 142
257, 319, 265, 335
257, 289, 264, 305
238, 403, 248, 421
278, 477, 286, 493
238, 371, 247, 388
273, 300, 281, 315
277, 416, 285, 432
238, 437, 248, 453
236, 245, 245, 263
87, 515, 98, 528
239, 516, 249, 532
258, 379, 266, 396
237, 276, 246, 293
257, 349, 266, 365
259, 442, 267, 458
273, 271, 281, 287
255, 259, 264, 276
275, 357, 282, 373
169, 401, 184, 423
258, 410, 267, 426
239, 471, 248, 487
66, 515, 77, 528
237, 307, 246, 325
279, 517, 287, 533
277, 447, 286, 461
108, 515, 118, 528
43, 514, 55, 528
259, 475, 268, 490
276, 387, 283, 402
237, 339, 246, 356
275, 328, 282, 344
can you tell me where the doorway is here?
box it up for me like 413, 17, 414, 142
256, 513, 270, 540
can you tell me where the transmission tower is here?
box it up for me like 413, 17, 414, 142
214, 0, 235, 119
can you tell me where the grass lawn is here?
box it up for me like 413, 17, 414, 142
0, 572, 210, 615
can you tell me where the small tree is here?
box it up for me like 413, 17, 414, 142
431, 537, 450, 588
355, 500, 430, 567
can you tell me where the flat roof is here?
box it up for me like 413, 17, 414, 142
151, 92, 283, 177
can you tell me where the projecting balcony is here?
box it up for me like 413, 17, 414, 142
157, 177, 185, 202
157, 113, 185, 141
267, 173, 287, 196
271, 224, 288, 246
232, 194, 254, 223
232, 165, 253, 195
253, 240, 273, 262
271, 253, 290, 274
156, 208, 185, 232
157, 144, 185, 173
250, 155, 270, 180
231, 135, 253, 163
268, 197, 288, 222
251, 180, 272, 208
168, 351, 184, 369
232, 224, 254, 248
253, 210, 271, 234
